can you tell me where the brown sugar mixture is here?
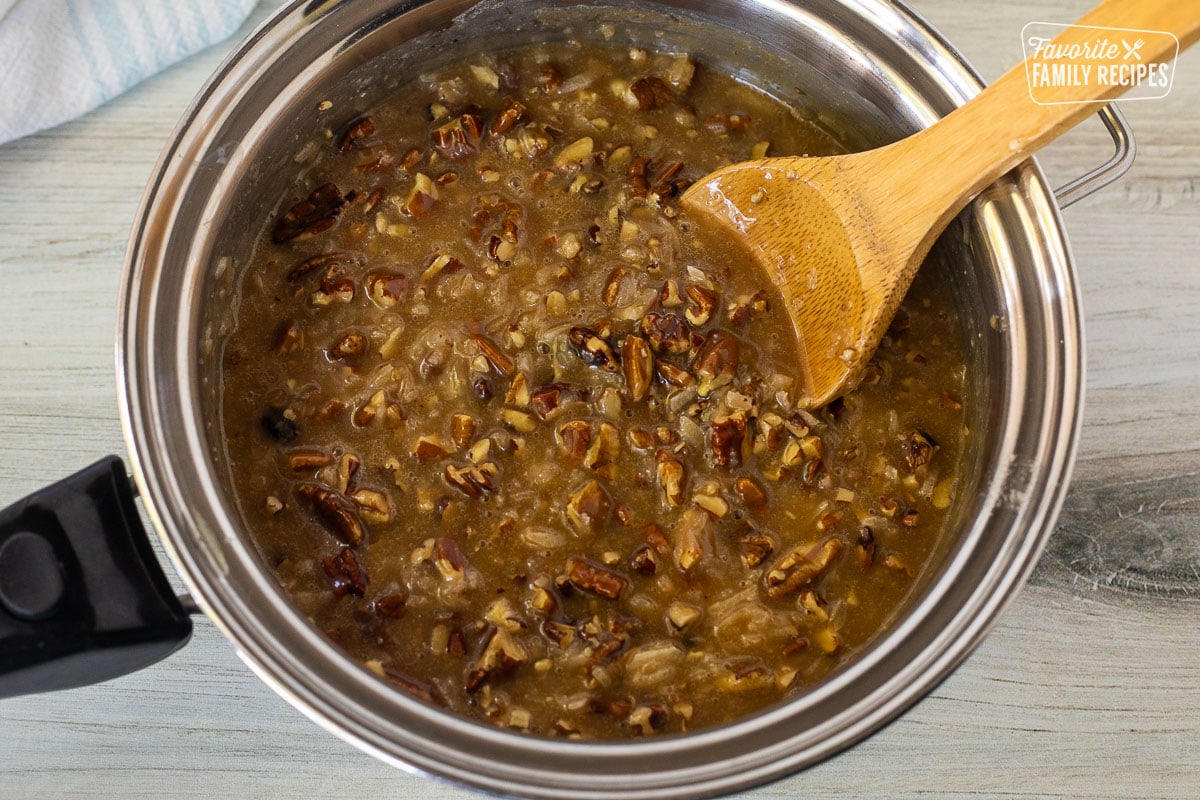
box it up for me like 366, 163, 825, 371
219, 41, 969, 738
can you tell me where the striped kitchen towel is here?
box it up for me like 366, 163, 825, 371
0, 0, 260, 145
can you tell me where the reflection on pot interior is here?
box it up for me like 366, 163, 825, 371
219, 41, 969, 738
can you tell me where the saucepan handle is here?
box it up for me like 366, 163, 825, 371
1053, 103, 1136, 208
0, 457, 192, 698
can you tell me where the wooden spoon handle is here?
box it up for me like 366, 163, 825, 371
885, 0, 1200, 250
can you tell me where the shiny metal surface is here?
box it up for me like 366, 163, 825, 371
1054, 104, 1136, 208
116, 0, 1085, 797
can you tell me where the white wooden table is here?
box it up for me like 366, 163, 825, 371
1, 1, 1196, 797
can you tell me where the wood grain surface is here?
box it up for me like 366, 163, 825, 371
0, 1, 1196, 797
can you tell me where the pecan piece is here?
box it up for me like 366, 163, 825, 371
489, 97, 527, 136
471, 334, 515, 376
412, 435, 451, 461
765, 538, 842, 598
621, 335, 653, 402
692, 331, 739, 395
568, 327, 619, 372
538, 62, 564, 93
338, 116, 376, 153
375, 592, 408, 618
530, 382, 584, 420
450, 414, 477, 448
297, 483, 364, 545
641, 310, 694, 354
404, 172, 439, 219
287, 448, 332, 471
673, 507, 715, 572
556, 420, 591, 463
655, 359, 695, 388
432, 112, 483, 159
444, 462, 499, 498
364, 270, 409, 307
904, 430, 938, 472
286, 251, 357, 282
434, 537, 467, 581
737, 528, 776, 568
322, 547, 367, 597
655, 450, 686, 507
329, 331, 367, 360
630, 545, 658, 576
565, 480, 611, 534
708, 412, 747, 468
383, 665, 444, 705
272, 183, 348, 243
602, 267, 629, 307
584, 422, 620, 475
465, 626, 528, 692
626, 76, 674, 110
685, 284, 719, 327
566, 557, 628, 600
735, 476, 767, 506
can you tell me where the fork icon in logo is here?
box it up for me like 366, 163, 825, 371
1123, 38, 1145, 60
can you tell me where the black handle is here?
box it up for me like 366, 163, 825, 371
0, 457, 192, 697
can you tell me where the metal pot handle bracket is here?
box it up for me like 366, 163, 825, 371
1053, 103, 1135, 208
0, 457, 192, 698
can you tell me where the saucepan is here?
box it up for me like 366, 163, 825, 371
0, 0, 1132, 796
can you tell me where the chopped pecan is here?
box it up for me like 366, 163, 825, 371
630, 545, 658, 575
538, 62, 564, 93
273, 319, 304, 354
584, 422, 620, 475
330, 331, 367, 360
627, 76, 674, 110
602, 267, 629, 306
322, 547, 366, 597
566, 557, 628, 600
765, 538, 842, 598
444, 462, 499, 497
432, 112, 483, 159
708, 412, 747, 468
735, 476, 767, 506
412, 435, 451, 461
685, 284, 719, 327
530, 382, 584, 419
297, 483, 364, 545
404, 172, 439, 218
620, 335, 653, 402
655, 450, 686, 507
673, 507, 716, 572
471, 334, 515, 376
641, 310, 694, 354
489, 97, 527, 136
904, 430, 938, 472
556, 419, 592, 462
286, 251, 357, 282
728, 290, 769, 326
737, 528, 776, 568
465, 626, 528, 692
375, 592, 408, 618
364, 270, 409, 307
287, 448, 332, 471
272, 183, 349, 243
450, 414, 477, 448
692, 331, 739, 395
567, 327, 620, 372
338, 116, 376, 153
655, 359, 695, 388
434, 537, 467, 581
565, 480, 611, 534
383, 665, 445, 706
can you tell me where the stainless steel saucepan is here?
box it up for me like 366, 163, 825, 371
0, 1, 1132, 796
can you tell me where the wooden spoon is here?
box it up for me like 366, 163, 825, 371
680, 0, 1199, 409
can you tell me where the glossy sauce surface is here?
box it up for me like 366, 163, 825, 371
219, 42, 969, 738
